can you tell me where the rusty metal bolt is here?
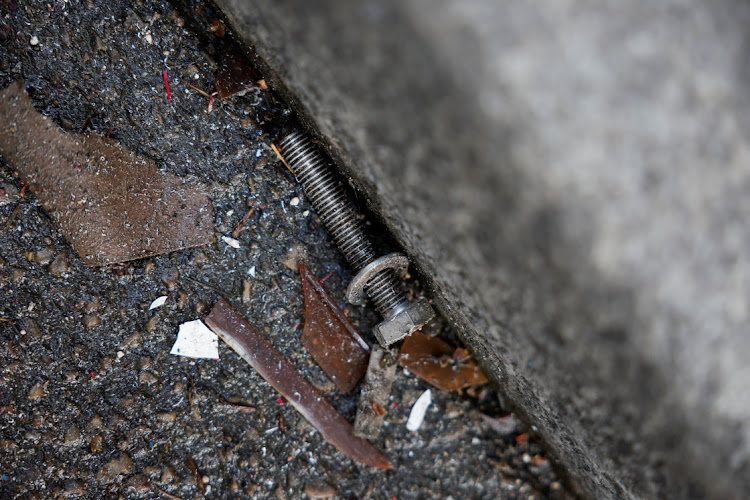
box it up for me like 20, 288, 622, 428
277, 132, 434, 346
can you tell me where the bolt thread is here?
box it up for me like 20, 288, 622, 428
278, 132, 409, 316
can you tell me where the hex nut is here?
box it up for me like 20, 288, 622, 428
372, 298, 435, 346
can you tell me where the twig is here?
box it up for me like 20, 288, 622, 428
231, 207, 255, 238
5, 184, 26, 226
186, 83, 211, 98
220, 396, 257, 412
184, 276, 226, 296
153, 486, 183, 500
78, 113, 93, 133
271, 143, 295, 175
186, 458, 205, 493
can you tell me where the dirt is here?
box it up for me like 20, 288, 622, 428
0, 1, 572, 498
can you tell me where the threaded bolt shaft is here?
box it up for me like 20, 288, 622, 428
278, 132, 409, 318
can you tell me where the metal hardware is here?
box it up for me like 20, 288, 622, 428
277, 132, 434, 346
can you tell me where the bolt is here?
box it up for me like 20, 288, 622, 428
277, 132, 434, 346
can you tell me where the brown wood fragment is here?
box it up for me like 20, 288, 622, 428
205, 298, 392, 469
0, 81, 214, 266
231, 206, 255, 238
398, 331, 488, 391
299, 261, 370, 393
353, 346, 399, 440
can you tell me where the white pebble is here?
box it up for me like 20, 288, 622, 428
29, 36, 39, 46
117, 351, 125, 359
290, 197, 300, 207
406, 389, 432, 432
302, 210, 310, 217
221, 235, 241, 249
248, 265, 256, 277
144, 32, 153, 44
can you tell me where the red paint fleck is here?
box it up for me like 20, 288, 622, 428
74, 164, 82, 170
0, 188, 5, 195
88, 369, 96, 379
391, 402, 398, 409
162, 70, 172, 100
515, 433, 528, 442
276, 397, 284, 404
318, 271, 334, 284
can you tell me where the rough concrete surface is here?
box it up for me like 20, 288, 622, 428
0, 1, 569, 499
215, 0, 750, 498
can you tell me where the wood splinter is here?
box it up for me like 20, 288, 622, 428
205, 298, 392, 469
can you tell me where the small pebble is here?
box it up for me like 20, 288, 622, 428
290, 197, 300, 206
49, 253, 69, 275
157, 411, 177, 423
90, 433, 104, 452
117, 351, 124, 359
34, 246, 55, 265
29, 35, 39, 46
161, 268, 180, 289
160, 466, 175, 484
303, 482, 337, 499
138, 371, 158, 384
63, 425, 80, 445
98, 453, 133, 480
87, 415, 104, 431
242, 279, 252, 304
27, 382, 45, 400
145, 315, 159, 332
83, 315, 100, 330
85, 297, 101, 313
222, 235, 241, 248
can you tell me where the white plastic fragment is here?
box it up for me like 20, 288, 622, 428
221, 235, 241, 248
290, 197, 300, 207
248, 265, 256, 277
406, 389, 432, 432
170, 320, 220, 359
148, 295, 168, 310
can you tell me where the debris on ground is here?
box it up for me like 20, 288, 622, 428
215, 42, 259, 99
170, 319, 220, 359
221, 235, 241, 249
148, 295, 168, 310
398, 330, 488, 391
481, 413, 522, 437
354, 345, 399, 440
0, 81, 214, 266
205, 298, 392, 469
299, 261, 370, 393
406, 389, 432, 432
